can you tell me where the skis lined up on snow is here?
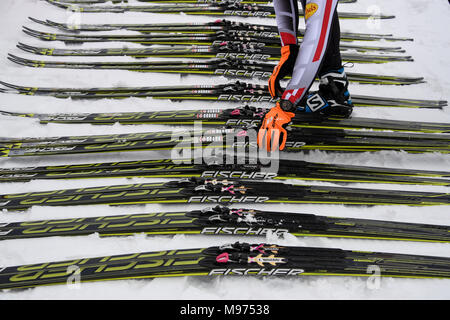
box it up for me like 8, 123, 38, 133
1, 0, 447, 296
1, 205, 449, 242
8, 56, 414, 83
1, 156, 450, 186
3, 52, 425, 85
2, 241, 449, 290
17, 37, 406, 55
15, 43, 407, 64
45, 0, 392, 19
20, 27, 407, 55
16, 41, 406, 56
2, 106, 450, 133
6, 55, 416, 83
0, 177, 450, 211
0, 81, 445, 108
29, 18, 412, 42
1, 127, 450, 157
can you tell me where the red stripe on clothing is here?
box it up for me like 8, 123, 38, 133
312, 0, 333, 62
282, 88, 305, 103
280, 32, 297, 46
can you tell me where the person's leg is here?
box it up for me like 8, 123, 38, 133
283, 0, 340, 106
318, 9, 343, 76
317, 9, 353, 108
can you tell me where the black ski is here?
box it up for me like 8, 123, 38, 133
0, 178, 449, 211
19, 29, 406, 54
29, 18, 412, 42
7, 55, 414, 80
1, 205, 448, 242
1, 241, 449, 290
1, 156, 450, 186
0, 81, 445, 108
44, 0, 394, 19
1, 127, 450, 157
2, 106, 449, 133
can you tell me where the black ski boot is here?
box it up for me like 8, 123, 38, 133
317, 67, 353, 117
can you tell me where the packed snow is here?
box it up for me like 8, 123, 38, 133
0, 0, 449, 299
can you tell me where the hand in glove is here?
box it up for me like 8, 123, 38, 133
257, 101, 295, 151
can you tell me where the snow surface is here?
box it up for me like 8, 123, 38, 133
0, 0, 449, 300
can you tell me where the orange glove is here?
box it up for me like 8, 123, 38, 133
268, 44, 299, 98
257, 102, 295, 151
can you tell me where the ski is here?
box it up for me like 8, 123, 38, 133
8, 55, 413, 78
1, 81, 445, 108
0, 178, 449, 211
2, 241, 449, 290
0, 129, 183, 145
17, 37, 406, 55
6, 54, 414, 81
19, 28, 406, 54
1, 205, 448, 242
1, 128, 450, 157
1, 156, 450, 186
29, 18, 412, 42
2, 106, 450, 133
45, 0, 393, 20
4, 50, 424, 86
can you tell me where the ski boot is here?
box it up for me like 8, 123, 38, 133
315, 67, 353, 117
293, 91, 353, 118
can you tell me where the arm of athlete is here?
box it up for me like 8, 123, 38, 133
258, 0, 352, 151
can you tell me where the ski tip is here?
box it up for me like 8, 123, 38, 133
9, 53, 35, 63
0, 110, 16, 117
0, 110, 32, 118
22, 27, 40, 38
391, 37, 414, 42
22, 26, 34, 32
6, 55, 17, 64
419, 105, 444, 110
7, 53, 25, 63
22, 27, 46, 37
0, 81, 18, 89
16, 42, 35, 53
380, 14, 396, 19
28, 17, 46, 25
16, 42, 27, 48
